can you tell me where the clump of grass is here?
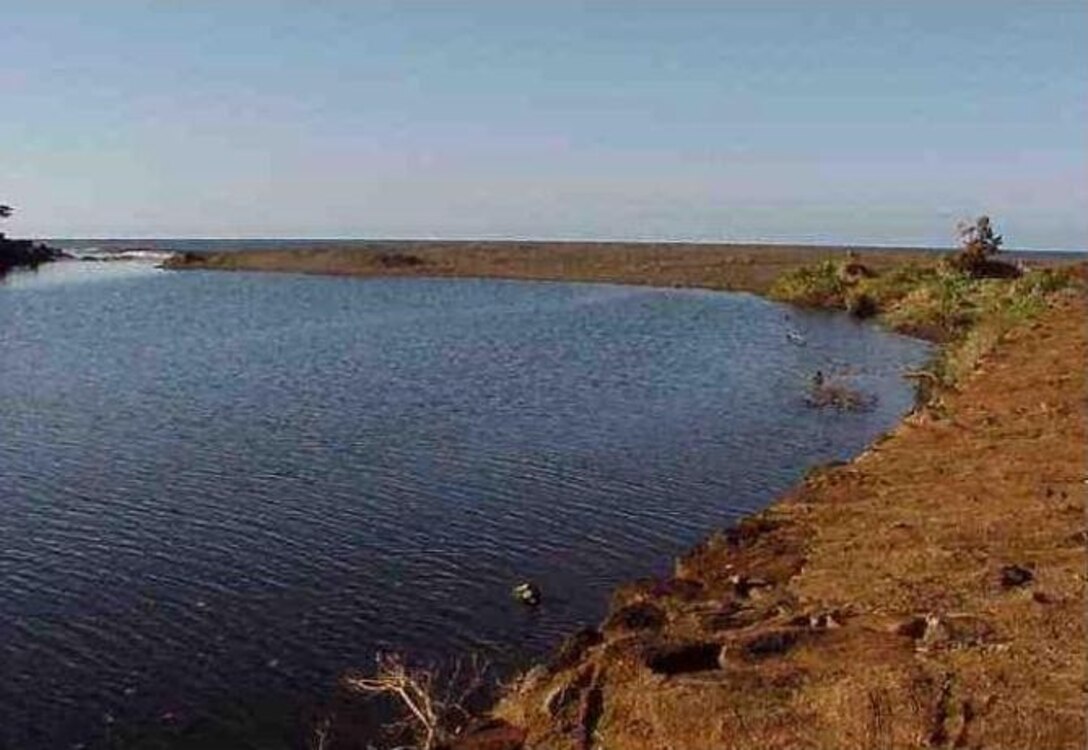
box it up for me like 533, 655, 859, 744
769, 259, 848, 307
881, 265, 978, 338
927, 267, 1077, 387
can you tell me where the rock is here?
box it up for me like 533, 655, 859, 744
999, 564, 1034, 588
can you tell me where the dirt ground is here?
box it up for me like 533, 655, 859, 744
491, 291, 1086, 750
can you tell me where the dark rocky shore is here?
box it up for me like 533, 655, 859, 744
0, 234, 65, 275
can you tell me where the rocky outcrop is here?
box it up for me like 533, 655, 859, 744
0, 234, 64, 275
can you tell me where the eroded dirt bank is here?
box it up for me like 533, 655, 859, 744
489, 293, 1086, 750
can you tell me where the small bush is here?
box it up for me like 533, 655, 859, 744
769, 259, 847, 307
770, 256, 1081, 406
882, 266, 977, 337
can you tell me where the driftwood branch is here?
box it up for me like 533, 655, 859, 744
342, 652, 490, 750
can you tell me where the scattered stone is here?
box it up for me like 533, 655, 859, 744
999, 564, 1034, 589
896, 613, 995, 649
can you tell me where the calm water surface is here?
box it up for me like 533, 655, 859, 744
0, 261, 930, 748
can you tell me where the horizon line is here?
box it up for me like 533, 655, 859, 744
38, 236, 1088, 254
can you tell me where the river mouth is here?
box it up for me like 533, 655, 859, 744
0, 264, 930, 749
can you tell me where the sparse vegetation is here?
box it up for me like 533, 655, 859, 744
769, 219, 1081, 402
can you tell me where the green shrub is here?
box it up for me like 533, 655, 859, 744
768, 259, 847, 307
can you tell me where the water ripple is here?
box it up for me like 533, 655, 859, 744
0, 270, 930, 749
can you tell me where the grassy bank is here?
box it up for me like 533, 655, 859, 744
768, 255, 1082, 401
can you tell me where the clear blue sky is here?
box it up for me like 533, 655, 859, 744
2, 2, 1085, 248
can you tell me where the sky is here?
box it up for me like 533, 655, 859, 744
1, 2, 1085, 248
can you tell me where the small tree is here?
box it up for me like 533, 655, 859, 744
951, 215, 1017, 278
0, 204, 12, 219
957, 215, 1002, 261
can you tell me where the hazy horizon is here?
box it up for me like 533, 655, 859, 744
4, 3, 1086, 249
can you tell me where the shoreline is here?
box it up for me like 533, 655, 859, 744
163, 244, 1086, 749
162, 241, 963, 297
492, 291, 1086, 750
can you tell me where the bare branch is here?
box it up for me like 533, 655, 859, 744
342, 652, 491, 750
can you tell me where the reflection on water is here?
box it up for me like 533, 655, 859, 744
1, 259, 165, 289
0, 265, 930, 749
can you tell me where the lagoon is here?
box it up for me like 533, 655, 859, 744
0, 262, 929, 748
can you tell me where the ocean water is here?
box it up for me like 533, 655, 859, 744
0, 260, 930, 748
